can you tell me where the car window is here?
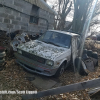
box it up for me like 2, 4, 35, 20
38, 31, 71, 48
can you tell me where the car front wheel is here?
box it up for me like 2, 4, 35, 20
54, 63, 65, 77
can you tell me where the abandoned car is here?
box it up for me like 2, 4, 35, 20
14, 30, 98, 77
15, 30, 81, 77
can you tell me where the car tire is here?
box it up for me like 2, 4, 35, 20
83, 49, 87, 54
92, 52, 98, 66
0, 52, 6, 57
74, 57, 88, 76
87, 50, 93, 57
92, 52, 98, 59
0, 59, 5, 63
54, 63, 65, 77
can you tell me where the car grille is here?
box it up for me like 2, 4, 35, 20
22, 50, 46, 64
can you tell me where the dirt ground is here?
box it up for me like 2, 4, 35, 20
0, 57, 100, 100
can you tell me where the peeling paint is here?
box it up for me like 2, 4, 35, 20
17, 40, 67, 60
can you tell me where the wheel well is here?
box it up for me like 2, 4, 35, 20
63, 60, 67, 66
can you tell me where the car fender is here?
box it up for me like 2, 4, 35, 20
55, 58, 68, 69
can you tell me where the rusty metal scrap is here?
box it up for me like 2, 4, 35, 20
10, 32, 31, 51
0, 29, 40, 53
10, 32, 40, 51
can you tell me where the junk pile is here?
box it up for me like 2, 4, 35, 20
75, 49, 98, 76
0, 46, 6, 71
10, 31, 40, 52
10, 32, 30, 51
0, 29, 41, 70
0, 30, 40, 54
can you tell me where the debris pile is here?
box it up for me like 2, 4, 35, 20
0, 29, 40, 56
10, 32, 30, 51
8, 31, 40, 52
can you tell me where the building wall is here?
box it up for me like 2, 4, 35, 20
0, 0, 55, 35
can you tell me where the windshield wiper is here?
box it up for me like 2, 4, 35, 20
47, 42, 60, 47
41, 40, 48, 43
41, 40, 60, 47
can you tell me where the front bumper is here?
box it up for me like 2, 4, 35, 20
14, 53, 58, 76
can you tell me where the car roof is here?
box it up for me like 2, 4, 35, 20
48, 30, 80, 37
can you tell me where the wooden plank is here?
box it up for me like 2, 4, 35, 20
22, 78, 100, 100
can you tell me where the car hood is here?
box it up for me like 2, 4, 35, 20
17, 40, 67, 61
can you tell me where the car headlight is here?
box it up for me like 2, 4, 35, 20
18, 49, 22, 54
46, 60, 54, 66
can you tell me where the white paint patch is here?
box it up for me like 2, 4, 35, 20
17, 40, 67, 60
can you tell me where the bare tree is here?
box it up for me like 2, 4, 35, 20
90, 1, 100, 27
48, 0, 100, 33
84, 0, 100, 37
53, 0, 72, 30
71, 0, 100, 35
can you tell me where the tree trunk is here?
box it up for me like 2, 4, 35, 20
72, 0, 93, 35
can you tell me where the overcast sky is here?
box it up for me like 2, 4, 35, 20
47, 0, 100, 33
47, 0, 56, 7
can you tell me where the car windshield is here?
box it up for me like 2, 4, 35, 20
38, 31, 71, 48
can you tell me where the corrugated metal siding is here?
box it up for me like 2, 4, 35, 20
24, 0, 56, 14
